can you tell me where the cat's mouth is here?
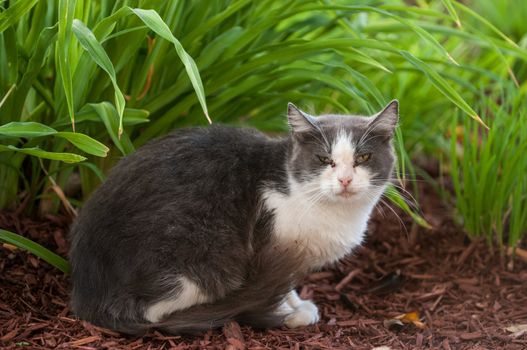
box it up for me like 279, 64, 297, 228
337, 189, 356, 198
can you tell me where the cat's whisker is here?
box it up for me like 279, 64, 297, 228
387, 185, 420, 208
368, 182, 420, 210
372, 177, 427, 184
374, 201, 388, 219
377, 196, 409, 235
357, 133, 388, 150
294, 192, 326, 228
368, 179, 419, 197
360, 192, 388, 219
355, 118, 379, 151
315, 124, 332, 153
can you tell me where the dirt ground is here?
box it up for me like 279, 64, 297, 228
1, 183, 526, 349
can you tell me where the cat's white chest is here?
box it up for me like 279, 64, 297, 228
263, 188, 377, 269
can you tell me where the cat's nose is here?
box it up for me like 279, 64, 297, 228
338, 177, 352, 187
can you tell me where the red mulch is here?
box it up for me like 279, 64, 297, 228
1, 184, 526, 350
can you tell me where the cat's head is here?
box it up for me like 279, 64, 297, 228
286, 101, 399, 204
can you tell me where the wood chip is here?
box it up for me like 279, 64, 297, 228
335, 269, 361, 292
457, 239, 479, 265
337, 319, 379, 327
226, 337, 246, 350
223, 321, 245, 343
0, 328, 17, 341
459, 332, 483, 340
63, 335, 101, 347
308, 271, 334, 281
2, 187, 527, 350
507, 247, 527, 263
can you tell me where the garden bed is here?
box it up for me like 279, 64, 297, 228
1, 184, 526, 350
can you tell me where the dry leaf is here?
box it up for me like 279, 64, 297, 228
505, 324, 527, 338
506, 324, 527, 332
2, 243, 18, 251
385, 311, 427, 329
395, 311, 420, 322
507, 247, 527, 263
412, 320, 427, 329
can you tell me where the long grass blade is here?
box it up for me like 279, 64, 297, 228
440, 0, 462, 28
57, 0, 77, 131
129, 8, 210, 124
0, 122, 56, 137
0, 0, 39, 33
0, 229, 70, 273
399, 50, 488, 129
0, 145, 86, 163
54, 132, 109, 157
72, 19, 126, 137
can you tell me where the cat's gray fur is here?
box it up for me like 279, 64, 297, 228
69, 101, 399, 335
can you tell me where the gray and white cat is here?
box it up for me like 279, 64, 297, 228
69, 101, 399, 334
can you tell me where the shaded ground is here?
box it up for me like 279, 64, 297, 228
1, 184, 526, 349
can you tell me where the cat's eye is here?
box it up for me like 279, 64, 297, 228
355, 153, 371, 165
318, 155, 335, 167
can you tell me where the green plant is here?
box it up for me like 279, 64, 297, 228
0, 0, 210, 212
449, 86, 527, 247
470, 0, 527, 42
1, 0, 527, 271
0, 228, 70, 273
2, 0, 504, 211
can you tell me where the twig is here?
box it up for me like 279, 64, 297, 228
457, 239, 479, 265
507, 247, 527, 263
335, 268, 361, 292
38, 159, 77, 218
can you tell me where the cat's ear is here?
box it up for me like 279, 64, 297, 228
287, 103, 317, 134
369, 100, 399, 138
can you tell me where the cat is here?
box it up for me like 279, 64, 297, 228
69, 100, 399, 335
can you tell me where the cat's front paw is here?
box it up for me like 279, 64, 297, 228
284, 300, 319, 328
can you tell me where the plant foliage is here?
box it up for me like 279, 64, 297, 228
1, 0, 526, 270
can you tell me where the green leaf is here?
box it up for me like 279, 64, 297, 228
440, 0, 462, 28
77, 161, 106, 182
72, 19, 126, 136
4, 27, 17, 86
0, 229, 70, 274
0, 145, 86, 163
13, 25, 58, 119
0, 122, 57, 138
118, 109, 150, 125
57, 0, 77, 130
303, 4, 459, 65
51, 108, 149, 128
129, 8, 210, 124
399, 50, 488, 128
0, 0, 39, 33
55, 132, 109, 157
453, 1, 518, 47
81, 102, 134, 155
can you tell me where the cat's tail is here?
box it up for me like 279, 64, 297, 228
106, 242, 305, 335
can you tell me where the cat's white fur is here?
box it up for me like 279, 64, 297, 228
281, 290, 319, 328
264, 132, 384, 328
263, 132, 384, 269
145, 276, 210, 322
